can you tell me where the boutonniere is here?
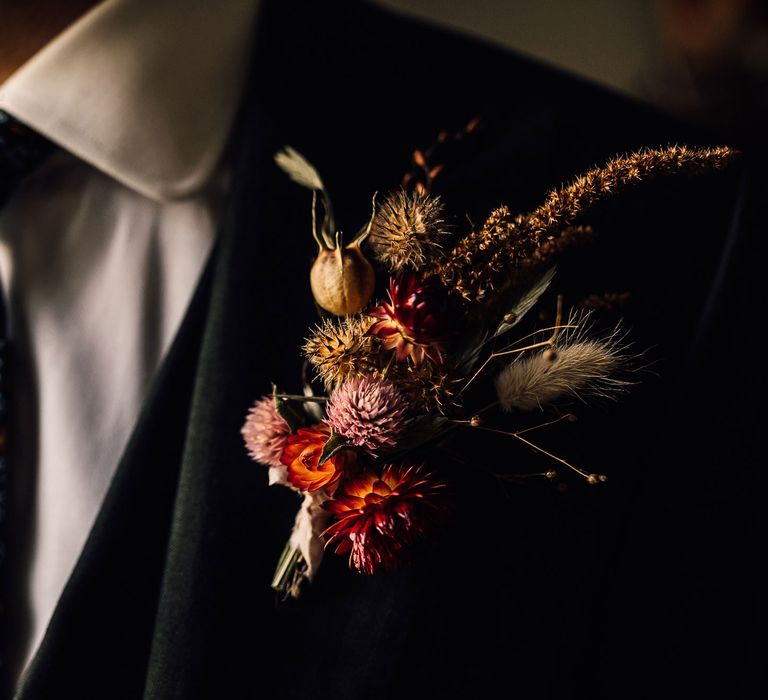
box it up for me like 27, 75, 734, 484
241, 121, 736, 598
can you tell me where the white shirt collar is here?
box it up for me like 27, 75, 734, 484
0, 0, 261, 201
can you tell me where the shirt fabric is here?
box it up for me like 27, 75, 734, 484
0, 0, 260, 680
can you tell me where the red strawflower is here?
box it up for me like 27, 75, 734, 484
321, 463, 448, 574
368, 273, 447, 366
280, 423, 354, 494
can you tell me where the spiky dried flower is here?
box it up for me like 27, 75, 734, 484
304, 316, 377, 389
368, 189, 448, 272
494, 330, 627, 411
241, 396, 293, 485
433, 145, 737, 301
321, 463, 449, 574
326, 376, 409, 455
389, 361, 460, 414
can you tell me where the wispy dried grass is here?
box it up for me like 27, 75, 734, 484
274, 146, 324, 191
494, 322, 629, 411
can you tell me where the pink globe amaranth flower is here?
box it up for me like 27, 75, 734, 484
325, 376, 408, 455
241, 396, 292, 470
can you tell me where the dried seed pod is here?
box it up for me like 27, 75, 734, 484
274, 145, 377, 315
310, 240, 375, 316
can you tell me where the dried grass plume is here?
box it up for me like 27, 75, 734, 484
495, 327, 628, 411
434, 145, 737, 301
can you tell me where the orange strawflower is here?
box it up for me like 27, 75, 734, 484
280, 423, 354, 494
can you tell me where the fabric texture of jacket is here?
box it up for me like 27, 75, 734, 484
13, 1, 762, 698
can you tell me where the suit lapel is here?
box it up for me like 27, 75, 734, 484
15, 233, 218, 698
15, 2, 439, 696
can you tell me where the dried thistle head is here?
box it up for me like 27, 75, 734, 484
304, 316, 377, 389
368, 189, 449, 273
389, 360, 461, 414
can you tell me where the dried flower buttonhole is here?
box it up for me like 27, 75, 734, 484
243, 137, 738, 599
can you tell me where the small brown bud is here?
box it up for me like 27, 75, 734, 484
598, 474, 608, 483
428, 164, 444, 179
542, 348, 558, 363
503, 312, 517, 324
465, 116, 481, 133
469, 415, 482, 428
545, 470, 557, 480
586, 474, 599, 485
413, 149, 427, 168
566, 413, 578, 423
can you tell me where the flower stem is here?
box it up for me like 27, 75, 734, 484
271, 542, 307, 598
273, 394, 327, 403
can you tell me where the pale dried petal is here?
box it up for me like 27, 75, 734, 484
288, 491, 332, 580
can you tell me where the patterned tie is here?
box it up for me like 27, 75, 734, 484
0, 109, 55, 693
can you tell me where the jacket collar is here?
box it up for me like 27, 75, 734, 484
0, 0, 261, 201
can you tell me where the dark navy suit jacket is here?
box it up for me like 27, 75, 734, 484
12, 1, 762, 698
